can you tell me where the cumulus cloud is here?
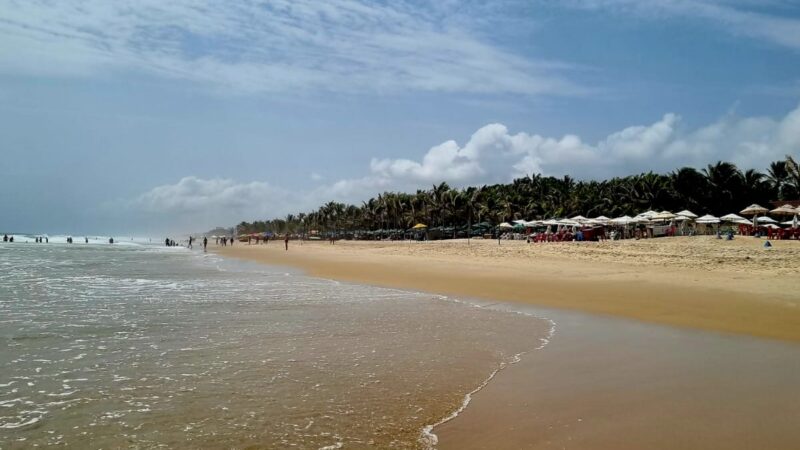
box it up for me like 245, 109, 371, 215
131, 104, 800, 228
0, 0, 580, 96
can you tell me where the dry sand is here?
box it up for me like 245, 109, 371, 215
218, 236, 800, 342
216, 236, 800, 449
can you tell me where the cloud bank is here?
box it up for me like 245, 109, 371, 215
134, 104, 800, 228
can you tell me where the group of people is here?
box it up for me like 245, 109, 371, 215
187, 236, 208, 252
165, 238, 179, 247
2, 234, 13, 242
216, 236, 234, 246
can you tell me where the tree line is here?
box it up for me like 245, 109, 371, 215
236, 156, 800, 235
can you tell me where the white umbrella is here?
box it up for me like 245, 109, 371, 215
650, 211, 676, 221
756, 216, 778, 224
675, 209, 697, 218
720, 213, 746, 222
512, 219, 527, 225
498, 222, 514, 229
542, 219, 561, 226
610, 215, 635, 225
695, 214, 720, 224
570, 215, 589, 223
523, 220, 542, 227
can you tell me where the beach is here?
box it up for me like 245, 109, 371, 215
217, 236, 800, 449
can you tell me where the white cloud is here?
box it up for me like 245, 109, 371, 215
0, 0, 580, 96
131, 104, 800, 228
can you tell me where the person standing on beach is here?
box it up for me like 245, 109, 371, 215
284, 233, 289, 251
188, 236, 193, 249
203, 236, 208, 252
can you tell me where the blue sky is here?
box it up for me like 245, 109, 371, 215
1, 0, 799, 234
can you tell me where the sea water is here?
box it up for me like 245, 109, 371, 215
0, 239, 551, 448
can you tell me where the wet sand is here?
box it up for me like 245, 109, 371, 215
216, 237, 800, 448
217, 237, 800, 342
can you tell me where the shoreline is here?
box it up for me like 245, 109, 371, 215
214, 238, 800, 449
215, 237, 800, 342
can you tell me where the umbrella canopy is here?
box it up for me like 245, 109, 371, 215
570, 215, 589, 222
695, 214, 720, 224
675, 209, 698, 218
558, 219, 581, 226
610, 215, 635, 225
720, 213, 746, 222
524, 220, 542, 227
498, 222, 514, 229
542, 219, 561, 226
411, 223, 428, 229
650, 211, 676, 221
770, 204, 798, 216
513, 223, 526, 231
740, 204, 768, 215
512, 219, 527, 225
756, 216, 778, 224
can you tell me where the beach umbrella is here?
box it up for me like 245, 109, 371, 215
558, 219, 581, 227
592, 215, 610, 224
756, 216, 778, 224
740, 204, 769, 227
523, 220, 542, 227
770, 204, 798, 229
720, 213, 746, 222
695, 214, 720, 224
675, 209, 697, 219
498, 222, 514, 229
650, 211, 676, 221
542, 219, 561, 226
570, 215, 589, 223
513, 219, 527, 225
610, 215, 634, 225
740, 204, 769, 216
513, 223, 526, 231
411, 223, 428, 229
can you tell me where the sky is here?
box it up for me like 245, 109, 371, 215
1, 0, 799, 235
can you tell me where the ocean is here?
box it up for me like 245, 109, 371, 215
0, 238, 552, 449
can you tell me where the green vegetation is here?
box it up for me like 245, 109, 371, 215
237, 156, 800, 235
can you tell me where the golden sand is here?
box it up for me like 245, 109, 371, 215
218, 236, 800, 342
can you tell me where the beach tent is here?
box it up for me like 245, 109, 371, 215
675, 210, 697, 219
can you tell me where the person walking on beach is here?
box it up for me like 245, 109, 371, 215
284, 233, 289, 251
188, 236, 193, 249
203, 236, 208, 252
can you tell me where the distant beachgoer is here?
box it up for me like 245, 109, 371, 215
9, 236, 14, 242
284, 233, 289, 251
230, 236, 234, 246
203, 237, 208, 252
165, 238, 170, 247
188, 236, 193, 249
45, 237, 48, 243
85, 237, 88, 244
3, 234, 7, 242
764, 240, 772, 248
109, 237, 114, 244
